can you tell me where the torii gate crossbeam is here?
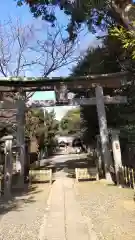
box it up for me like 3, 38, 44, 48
0, 96, 127, 109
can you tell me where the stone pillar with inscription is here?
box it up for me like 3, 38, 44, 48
95, 85, 113, 182
54, 83, 68, 104
111, 130, 123, 186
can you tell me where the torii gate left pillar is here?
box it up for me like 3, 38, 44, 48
16, 92, 26, 187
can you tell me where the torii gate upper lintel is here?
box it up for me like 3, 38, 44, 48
0, 71, 130, 92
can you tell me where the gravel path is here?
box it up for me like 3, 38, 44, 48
0, 183, 50, 240
75, 180, 135, 240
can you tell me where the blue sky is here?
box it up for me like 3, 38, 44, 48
0, 1, 100, 120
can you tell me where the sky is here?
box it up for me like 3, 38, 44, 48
0, 1, 100, 120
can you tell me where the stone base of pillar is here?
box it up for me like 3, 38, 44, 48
16, 175, 24, 189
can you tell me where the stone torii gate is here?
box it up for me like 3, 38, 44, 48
0, 71, 129, 184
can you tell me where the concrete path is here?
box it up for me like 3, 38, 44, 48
39, 172, 97, 240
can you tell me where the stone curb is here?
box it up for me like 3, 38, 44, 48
38, 185, 53, 240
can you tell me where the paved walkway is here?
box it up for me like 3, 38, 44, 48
39, 174, 97, 240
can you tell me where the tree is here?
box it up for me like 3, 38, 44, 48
42, 109, 59, 155
60, 108, 80, 135
17, 0, 135, 40
25, 109, 44, 141
111, 25, 135, 60
71, 30, 135, 169
71, 34, 128, 145
26, 108, 59, 155
0, 17, 81, 133
0, 18, 80, 80
31, 21, 81, 77
72, 34, 123, 76
109, 24, 135, 151
0, 19, 35, 78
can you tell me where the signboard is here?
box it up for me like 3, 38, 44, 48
111, 132, 122, 168
54, 83, 68, 103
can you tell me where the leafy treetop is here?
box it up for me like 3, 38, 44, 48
17, 0, 134, 40
60, 108, 80, 135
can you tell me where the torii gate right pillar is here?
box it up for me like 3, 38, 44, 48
95, 85, 113, 182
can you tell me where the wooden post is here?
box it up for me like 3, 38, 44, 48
75, 168, 79, 182
131, 169, 135, 189
49, 169, 52, 184
124, 166, 128, 185
95, 85, 113, 182
111, 130, 123, 186
0, 176, 2, 196
16, 92, 26, 187
2, 135, 13, 199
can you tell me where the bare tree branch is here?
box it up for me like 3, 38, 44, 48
0, 18, 81, 105
0, 18, 36, 78
30, 21, 81, 77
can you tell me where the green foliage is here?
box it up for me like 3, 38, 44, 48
117, 84, 135, 144
72, 34, 122, 75
60, 108, 80, 135
16, 0, 116, 40
43, 109, 59, 147
25, 109, 44, 140
72, 32, 135, 145
26, 108, 58, 153
71, 34, 128, 145
109, 25, 135, 146
110, 25, 135, 59
16, 0, 135, 43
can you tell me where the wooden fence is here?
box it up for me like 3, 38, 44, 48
0, 175, 2, 196
122, 166, 135, 189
